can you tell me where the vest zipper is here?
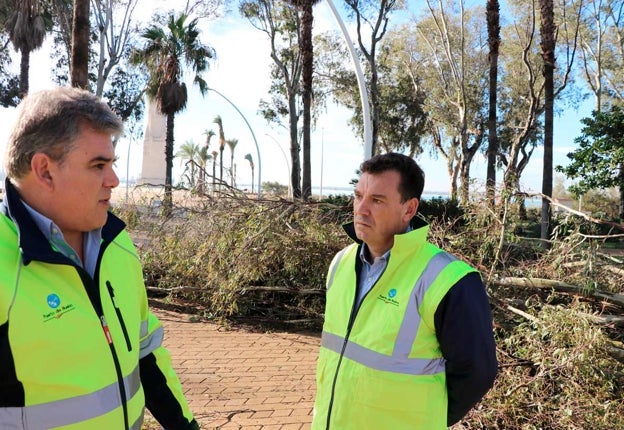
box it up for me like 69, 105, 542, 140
106, 281, 133, 351
325, 250, 389, 429
325, 260, 361, 429
78, 256, 130, 429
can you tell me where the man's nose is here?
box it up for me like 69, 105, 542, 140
106, 167, 120, 188
355, 199, 370, 215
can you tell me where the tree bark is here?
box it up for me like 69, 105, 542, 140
486, 0, 501, 207
71, 0, 90, 89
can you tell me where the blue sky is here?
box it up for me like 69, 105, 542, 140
0, 0, 592, 197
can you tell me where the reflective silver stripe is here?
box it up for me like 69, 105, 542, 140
394, 251, 457, 357
140, 320, 149, 338
130, 409, 145, 430
327, 247, 349, 291
322, 251, 458, 376
140, 325, 164, 358
0, 366, 141, 429
322, 331, 445, 375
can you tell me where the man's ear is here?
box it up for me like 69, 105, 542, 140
30, 153, 55, 190
404, 197, 419, 222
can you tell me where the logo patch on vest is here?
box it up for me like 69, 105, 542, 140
43, 293, 76, 322
377, 288, 399, 306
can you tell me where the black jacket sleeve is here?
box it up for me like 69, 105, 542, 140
140, 352, 199, 430
434, 272, 498, 426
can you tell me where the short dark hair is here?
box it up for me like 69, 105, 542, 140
360, 152, 425, 201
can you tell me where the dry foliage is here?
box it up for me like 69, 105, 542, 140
116, 189, 624, 428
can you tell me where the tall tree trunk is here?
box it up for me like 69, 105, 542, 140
300, 3, 313, 200
619, 162, 624, 221
289, 94, 302, 199
219, 145, 224, 191
19, 50, 30, 99
540, 0, 555, 246
164, 113, 175, 214
71, 0, 90, 89
486, 0, 500, 207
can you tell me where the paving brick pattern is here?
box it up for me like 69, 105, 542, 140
153, 308, 321, 430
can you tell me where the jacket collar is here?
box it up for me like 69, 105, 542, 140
2, 177, 126, 265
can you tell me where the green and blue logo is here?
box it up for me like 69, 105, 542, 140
378, 288, 400, 306
47, 293, 61, 309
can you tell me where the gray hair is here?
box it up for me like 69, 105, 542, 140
5, 86, 123, 179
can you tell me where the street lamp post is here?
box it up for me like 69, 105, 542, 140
325, 0, 373, 160
207, 87, 262, 198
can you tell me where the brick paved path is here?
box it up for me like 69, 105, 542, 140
153, 308, 321, 430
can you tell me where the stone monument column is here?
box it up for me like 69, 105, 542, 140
137, 98, 167, 185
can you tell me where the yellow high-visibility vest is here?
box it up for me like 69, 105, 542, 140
312, 224, 476, 430
0, 209, 192, 429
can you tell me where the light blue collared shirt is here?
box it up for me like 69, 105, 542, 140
356, 224, 413, 308
22, 200, 102, 277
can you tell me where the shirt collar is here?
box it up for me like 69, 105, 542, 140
20, 198, 103, 255
358, 224, 413, 265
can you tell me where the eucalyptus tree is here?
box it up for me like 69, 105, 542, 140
131, 13, 215, 211
497, 0, 579, 214
283, 0, 322, 200
182, 0, 226, 18
575, 0, 624, 110
314, 30, 427, 157
91, 0, 140, 97
71, 0, 90, 88
226, 138, 239, 187
6, 0, 47, 97
408, 0, 489, 203
343, 0, 404, 156
240, 0, 303, 198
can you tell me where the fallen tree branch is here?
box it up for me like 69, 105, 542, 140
243, 286, 324, 296
491, 277, 624, 308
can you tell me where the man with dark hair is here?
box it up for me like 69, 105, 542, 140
0, 86, 199, 429
312, 152, 497, 429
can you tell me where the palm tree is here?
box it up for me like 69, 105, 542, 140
539, 0, 556, 245
201, 129, 216, 195
70, 0, 89, 89
244, 153, 254, 193
213, 115, 226, 191
226, 138, 239, 187
211, 150, 218, 194
486, 0, 500, 208
284, 0, 322, 200
6, 0, 46, 98
175, 140, 200, 189
131, 13, 215, 212
197, 146, 212, 195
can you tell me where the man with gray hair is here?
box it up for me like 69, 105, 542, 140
0, 86, 199, 429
